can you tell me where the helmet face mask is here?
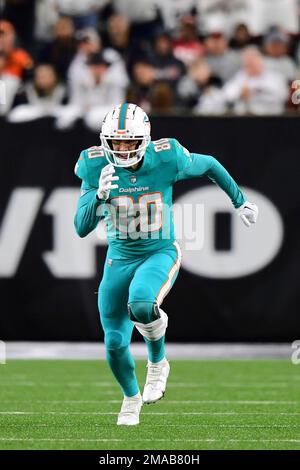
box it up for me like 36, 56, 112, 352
105, 138, 144, 167
100, 103, 151, 168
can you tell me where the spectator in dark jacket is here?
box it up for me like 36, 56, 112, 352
230, 23, 253, 50
126, 58, 157, 113
177, 58, 224, 113
151, 29, 186, 86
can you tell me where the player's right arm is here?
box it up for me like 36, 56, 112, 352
74, 181, 103, 238
74, 150, 119, 238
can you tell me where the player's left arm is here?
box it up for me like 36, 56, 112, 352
174, 140, 258, 227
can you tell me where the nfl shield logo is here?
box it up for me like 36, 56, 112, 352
130, 175, 137, 184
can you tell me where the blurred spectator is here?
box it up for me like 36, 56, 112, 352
68, 28, 126, 108
204, 25, 241, 83
126, 58, 157, 113
0, 51, 20, 116
56, 52, 128, 130
246, 0, 298, 36
35, 0, 59, 43
263, 29, 296, 84
230, 23, 253, 50
8, 64, 66, 122
3, 0, 35, 47
105, 14, 130, 59
112, 0, 158, 23
0, 20, 33, 79
177, 59, 225, 113
223, 46, 288, 115
35, 1, 109, 43
104, 14, 147, 74
198, 0, 298, 37
68, 28, 101, 93
159, 0, 198, 33
197, 0, 249, 37
55, 0, 109, 30
38, 17, 76, 81
111, 0, 162, 45
152, 29, 186, 86
173, 15, 205, 66
0, 0, 298, 119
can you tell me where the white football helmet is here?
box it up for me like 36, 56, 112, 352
100, 103, 151, 168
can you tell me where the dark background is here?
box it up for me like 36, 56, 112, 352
0, 116, 299, 342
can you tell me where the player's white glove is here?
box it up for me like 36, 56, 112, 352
97, 164, 119, 200
237, 201, 258, 227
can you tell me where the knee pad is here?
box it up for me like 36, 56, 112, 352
127, 301, 154, 324
128, 302, 168, 342
105, 330, 123, 350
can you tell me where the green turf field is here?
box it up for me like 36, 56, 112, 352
0, 359, 299, 450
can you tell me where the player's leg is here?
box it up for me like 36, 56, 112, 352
98, 255, 143, 424
128, 241, 181, 403
128, 241, 181, 362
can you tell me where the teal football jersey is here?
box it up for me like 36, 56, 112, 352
74, 138, 246, 258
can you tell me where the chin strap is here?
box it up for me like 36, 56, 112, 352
114, 155, 141, 167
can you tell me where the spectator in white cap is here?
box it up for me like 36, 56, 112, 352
67, 28, 101, 92
67, 28, 122, 103
56, 51, 128, 130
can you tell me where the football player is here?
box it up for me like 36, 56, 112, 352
74, 103, 258, 425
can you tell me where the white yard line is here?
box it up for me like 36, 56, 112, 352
0, 381, 295, 388
111, 400, 298, 405
0, 399, 298, 405
0, 438, 300, 444
2, 423, 300, 428
1, 411, 300, 416
4, 342, 294, 360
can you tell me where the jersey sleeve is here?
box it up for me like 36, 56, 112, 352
173, 139, 246, 208
74, 150, 104, 238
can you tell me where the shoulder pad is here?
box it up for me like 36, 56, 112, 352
150, 138, 177, 163
74, 146, 107, 187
